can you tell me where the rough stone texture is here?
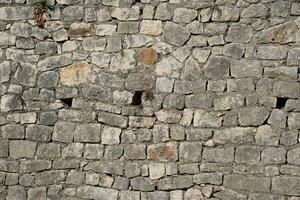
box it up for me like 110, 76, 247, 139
0, 1, 299, 199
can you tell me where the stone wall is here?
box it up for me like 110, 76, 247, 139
0, 0, 300, 199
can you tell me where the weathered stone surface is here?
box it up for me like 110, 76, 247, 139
241, 4, 268, 18
224, 174, 270, 192
272, 176, 300, 196
214, 127, 255, 145
255, 125, 281, 146
60, 62, 93, 86
204, 56, 230, 78
162, 22, 191, 46
0, 7, 32, 20
10, 140, 36, 159
288, 113, 300, 130
111, 6, 139, 21
179, 142, 202, 162
53, 122, 76, 142
98, 111, 128, 128
147, 142, 178, 162
158, 176, 193, 190
131, 177, 155, 191
273, 81, 299, 98
194, 110, 222, 128
173, 8, 197, 23
238, 107, 270, 126
155, 56, 183, 78
257, 46, 287, 60
77, 186, 119, 200
69, 22, 93, 37
203, 147, 234, 163
74, 124, 101, 142
261, 147, 286, 164
26, 125, 52, 142
0, 94, 22, 112
193, 172, 223, 185
231, 59, 262, 78
35, 170, 66, 186
2, 124, 24, 139
38, 54, 72, 71
226, 24, 252, 43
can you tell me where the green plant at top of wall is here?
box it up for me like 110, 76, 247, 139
32, 0, 54, 29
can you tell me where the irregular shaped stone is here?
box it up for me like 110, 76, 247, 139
85, 160, 124, 175
6, 186, 26, 200
98, 111, 128, 128
173, 8, 197, 23
129, 116, 155, 128
28, 187, 46, 200
20, 160, 51, 173
155, 109, 182, 124
235, 146, 260, 164
53, 122, 76, 142
136, 47, 157, 65
11, 22, 31, 38
110, 50, 136, 72
36, 42, 57, 55
226, 24, 252, 43
131, 177, 155, 191
204, 56, 230, 79
238, 107, 270, 126
10, 140, 36, 159
255, 125, 282, 146
157, 176, 193, 190
60, 62, 93, 86
74, 124, 101, 142
288, 113, 300, 130
38, 54, 72, 71
194, 110, 222, 128
162, 22, 191, 46
204, 23, 227, 36
211, 6, 239, 22
36, 143, 61, 159
241, 4, 268, 18
35, 170, 66, 186
261, 147, 286, 164
63, 6, 83, 21
155, 3, 172, 20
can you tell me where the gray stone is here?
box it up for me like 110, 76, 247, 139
36, 143, 61, 159
11, 22, 31, 38
105, 145, 123, 159
15, 63, 37, 87
204, 23, 227, 36
162, 22, 191, 46
255, 125, 281, 146
214, 127, 255, 145
111, 6, 139, 20
120, 191, 140, 200
224, 174, 270, 192
163, 93, 185, 109
36, 42, 57, 54
158, 176, 193, 190
288, 113, 300, 130
231, 59, 262, 78
238, 107, 269, 126
53, 122, 76, 142
28, 187, 46, 200
0, 94, 22, 112
39, 111, 57, 125
273, 81, 299, 98
236, 146, 260, 164
174, 80, 206, 94
226, 24, 252, 43
187, 35, 207, 47
155, 56, 183, 78
74, 124, 101, 142
0, 7, 33, 20
212, 6, 239, 22
84, 144, 104, 159
131, 177, 155, 191
58, 109, 95, 122
0, 61, 11, 83
185, 93, 213, 109
194, 110, 222, 128
204, 56, 230, 79
224, 43, 245, 59
2, 124, 24, 139
63, 6, 83, 21
62, 143, 84, 158
118, 22, 139, 34
53, 29, 68, 42
261, 147, 286, 164
0, 140, 8, 158
173, 8, 197, 23
287, 147, 300, 165
179, 142, 202, 162
106, 36, 122, 53
155, 3, 172, 20
6, 186, 26, 200
10, 140, 36, 159
20, 160, 51, 173
257, 46, 287, 60
272, 176, 300, 196
35, 170, 66, 186
31, 27, 49, 40
38, 54, 73, 71
214, 94, 244, 111
147, 191, 169, 200
140, 20, 163, 36
125, 144, 146, 160
268, 109, 287, 128
241, 4, 268, 18
203, 147, 234, 163
0, 32, 15, 47
227, 78, 255, 93
26, 125, 52, 142
193, 172, 223, 185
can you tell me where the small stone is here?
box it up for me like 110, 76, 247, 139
118, 22, 139, 34
0, 7, 32, 20
203, 147, 234, 163
136, 47, 157, 65
204, 23, 227, 36
62, 143, 84, 158
36, 143, 60, 159
37, 71, 59, 88
63, 6, 83, 21
155, 56, 183, 78
194, 110, 222, 128
53, 28, 68, 42
241, 4, 268, 18
10, 22, 31, 38
140, 20, 163, 36
6, 186, 26, 200
268, 109, 287, 128
131, 177, 155, 191
36, 42, 57, 55
74, 124, 101, 142
110, 49, 136, 72
192, 49, 210, 63
102, 126, 121, 145
231, 59, 262, 78
38, 54, 73, 71
147, 142, 178, 161
162, 22, 191, 46
149, 163, 165, 180
155, 3, 172, 20
204, 56, 230, 78
224, 43, 245, 59
226, 24, 252, 43
179, 142, 202, 162
287, 147, 300, 165
26, 125, 52, 142
156, 77, 174, 93
224, 174, 270, 192
272, 177, 300, 196
0, 61, 11, 83
235, 146, 260, 164
288, 113, 300, 130
111, 6, 139, 21
53, 122, 76, 142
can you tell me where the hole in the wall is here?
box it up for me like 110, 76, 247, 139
131, 91, 143, 105
276, 97, 288, 109
60, 98, 73, 107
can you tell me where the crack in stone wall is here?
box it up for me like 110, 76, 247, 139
0, 0, 300, 199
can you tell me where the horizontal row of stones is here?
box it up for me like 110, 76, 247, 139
0, 1, 300, 22
3, 173, 300, 200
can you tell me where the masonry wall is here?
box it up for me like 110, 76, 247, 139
0, 0, 300, 199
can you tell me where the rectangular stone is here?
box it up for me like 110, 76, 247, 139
214, 127, 255, 145
257, 46, 287, 60
77, 186, 118, 200
202, 147, 234, 163
272, 176, 300, 196
58, 109, 95, 122
224, 174, 270, 192
193, 172, 223, 185
98, 111, 128, 128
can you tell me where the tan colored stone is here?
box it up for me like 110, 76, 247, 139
136, 48, 157, 65
140, 20, 163, 36
60, 62, 93, 86
69, 23, 94, 38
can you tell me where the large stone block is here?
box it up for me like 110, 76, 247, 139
238, 107, 270, 126
179, 142, 202, 162
272, 176, 300, 196
74, 124, 101, 143
9, 140, 36, 159
224, 174, 270, 192
162, 22, 190, 46
60, 62, 93, 86
203, 147, 234, 163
